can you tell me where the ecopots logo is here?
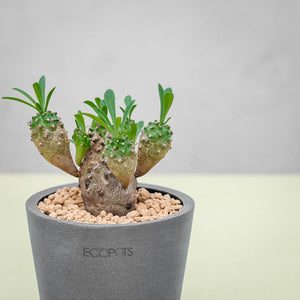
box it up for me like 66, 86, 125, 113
83, 247, 134, 258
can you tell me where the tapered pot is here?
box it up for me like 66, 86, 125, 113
26, 182, 194, 300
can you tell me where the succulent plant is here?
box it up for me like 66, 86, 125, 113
2, 76, 79, 177
135, 84, 174, 177
2, 76, 173, 216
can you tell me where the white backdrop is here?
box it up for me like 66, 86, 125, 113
1, 0, 299, 173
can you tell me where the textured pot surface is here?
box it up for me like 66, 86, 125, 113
26, 183, 194, 300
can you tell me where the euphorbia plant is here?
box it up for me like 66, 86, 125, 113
2, 76, 174, 216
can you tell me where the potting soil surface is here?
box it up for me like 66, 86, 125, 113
38, 186, 182, 224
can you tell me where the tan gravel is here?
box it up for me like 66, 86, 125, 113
38, 187, 182, 224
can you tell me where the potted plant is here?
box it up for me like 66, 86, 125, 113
2, 76, 194, 300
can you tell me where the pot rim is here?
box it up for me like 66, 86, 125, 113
26, 182, 194, 228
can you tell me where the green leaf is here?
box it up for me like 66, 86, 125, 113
3, 76, 56, 114
93, 107, 113, 130
101, 103, 108, 115
163, 116, 172, 124
1, 96, 40, 112
127, 122, 137, 141
39, 76, 46, 109
99, 98, 107, 113
161, 92, 174, 123
104, 89, 116, 127
136, 121, 144, 141
75, 119, 81, 130
84, 100, 108, 120
12, 88, 36, 106
82, 113, 109, 131
45, 87, 56, 111
164, 87, 173, 94
82, 112, 113, 133
74, 111, 86, 132
95, 97, 101, 108
124, 95, 132, 106
84, 100, 98, 110
34, 102, 43, 112
120, 96, 135, 119
32, 82, 43, 108
158, 83, 164, 102
129, 104, 137, 119
158, 83, 164, 123
121, 100, 135, 129
123, 120, 144, 143
84, 100, 112, 129
115, 116, 122, 136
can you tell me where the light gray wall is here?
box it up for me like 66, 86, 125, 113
0, 0, 299, 174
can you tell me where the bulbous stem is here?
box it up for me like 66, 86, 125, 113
79, 135, 137, 216
31, 125, 79, 177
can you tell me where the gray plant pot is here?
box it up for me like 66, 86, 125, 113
26, 183, 194, 300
